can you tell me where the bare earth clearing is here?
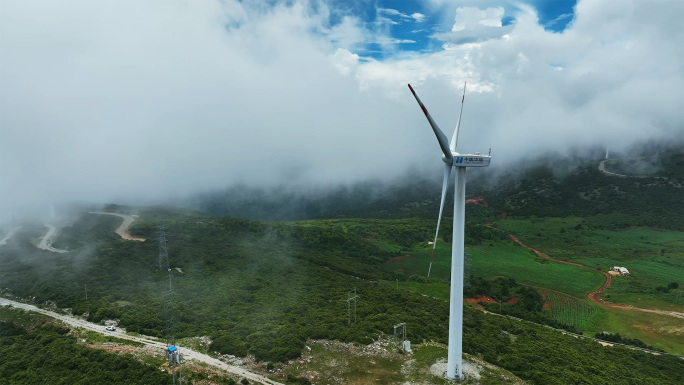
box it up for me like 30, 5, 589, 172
0, 296, 283, 385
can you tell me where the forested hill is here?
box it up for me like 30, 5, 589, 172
183, 172, 441, 221
483, 149, 683, 230
183, 143, 683, 229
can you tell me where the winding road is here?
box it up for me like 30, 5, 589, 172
89, 212, 146, 241
478, 201, 683, 320
37, 224, 69, 253
507, 234, 613, 305
598, 158, 649, 178
0, 296, 283, 385
0, 226, 21, 246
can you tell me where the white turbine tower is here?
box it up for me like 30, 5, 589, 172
408, 83, 491, 381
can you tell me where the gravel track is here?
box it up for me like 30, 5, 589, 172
89, 212, 146, 241
0, 296, 283, 385
37, 224, 69, 253
0, 226, 21, 246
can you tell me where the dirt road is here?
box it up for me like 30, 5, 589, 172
598, 159, 647, 178
506, 234, 613, 302
0, 296, 283, 385
37, 224, 69, 253
0, 226, 21, 246
475, 197, 683, 320
507, 232, 683, 319
89, 212, 146, 241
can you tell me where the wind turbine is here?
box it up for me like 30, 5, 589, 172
408, 83, 491, 381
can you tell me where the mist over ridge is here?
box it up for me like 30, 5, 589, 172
1, 0, 683, 221
175, 141, 683, 228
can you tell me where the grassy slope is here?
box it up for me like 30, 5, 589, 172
485, 217, 684, 354
382, 240, 605, 299
381, 215, 684, 353
493, 218, 684, 309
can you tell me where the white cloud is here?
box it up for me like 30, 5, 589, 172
330, 48, 359, 75
0, 0, 682, 217
411, 12, 426, 22
435, 6, 512, 44
349, 0, 683, 164
327, 15, 367, 50
378, 8, 402, 17
452, 6, 505, 30
377, 7, 414, 22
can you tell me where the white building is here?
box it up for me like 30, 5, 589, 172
611, 266, 630, 276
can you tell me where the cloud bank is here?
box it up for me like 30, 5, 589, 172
1, 0, 682, 218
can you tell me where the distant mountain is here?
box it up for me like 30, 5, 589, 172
182, 141, 683, 229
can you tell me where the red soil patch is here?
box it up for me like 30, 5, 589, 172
508, 297, 519, 304
465, 196, 489, 207
543, 302, 551, 310
466, 295, 497, 304
633, 324, 656, 333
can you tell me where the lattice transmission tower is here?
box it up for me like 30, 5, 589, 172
158, 227, 182, 384
344, 289, 359, 326
158, 228, 170, 271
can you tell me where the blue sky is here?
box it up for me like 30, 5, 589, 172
325, 0, 578, 59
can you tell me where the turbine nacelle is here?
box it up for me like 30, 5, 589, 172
442, 153, 491, 167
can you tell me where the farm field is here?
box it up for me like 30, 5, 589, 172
467, 242, 605, 299
383, 240, 606, 299
587, 306, 684, 355
491, 218, 684, 309
381, 217, 684, 355
536, 288, 596, 330
572, 257, 684, 311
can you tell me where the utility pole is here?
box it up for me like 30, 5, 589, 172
84, 283, 87, 301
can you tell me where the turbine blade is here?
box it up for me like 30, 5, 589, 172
408, 84, 453, 160
426, 164, 452, 288
450, 82, 466, 152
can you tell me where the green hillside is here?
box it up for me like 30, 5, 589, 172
1, 144, 683, 384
